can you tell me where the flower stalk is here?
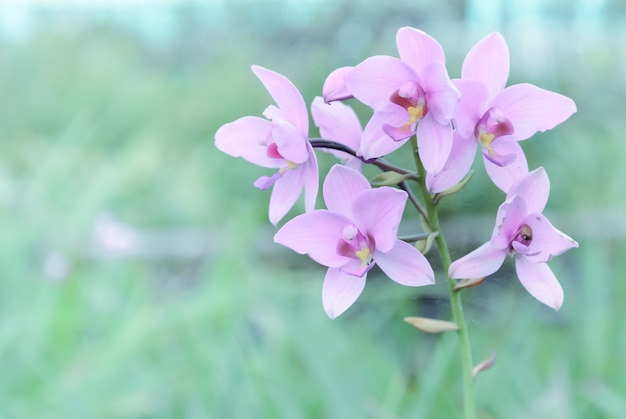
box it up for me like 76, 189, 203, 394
411, 136, 476, 419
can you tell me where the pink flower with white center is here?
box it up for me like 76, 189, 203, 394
336, 27, 459, 171
311, 96, 363, 171
448, 167, 578, 309
274, 164, 435, 319
215, 65, 318, 225
447, 32, 577, 192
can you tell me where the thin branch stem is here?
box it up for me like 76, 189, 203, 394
309, 139, 417, 178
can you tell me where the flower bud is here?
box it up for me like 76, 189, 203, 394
404, 316, 459, 333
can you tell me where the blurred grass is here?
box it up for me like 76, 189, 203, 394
0, 3, 624, 418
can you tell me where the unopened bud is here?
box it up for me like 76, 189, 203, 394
453, 276, 486, 291
439, 169, 475, 198
404, 316, 459, 333
369, 171, 415, 187
415, 231, 439, 254
472, 352, 497, 379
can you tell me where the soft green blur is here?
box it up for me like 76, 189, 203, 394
0, 1, 624, 418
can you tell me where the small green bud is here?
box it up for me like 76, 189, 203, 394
438, 169, 475, 198
369, 171, 415, 187
414, 231, 439, 254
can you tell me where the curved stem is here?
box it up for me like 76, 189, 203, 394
411, 137, 476, 419
309, 139, 417, 177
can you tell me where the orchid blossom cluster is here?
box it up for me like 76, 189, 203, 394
215, 28, 577, 322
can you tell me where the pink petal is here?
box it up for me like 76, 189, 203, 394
268, 169, 304, 226
426, 132, 477, 193
507, 167, 550, 213
323, 165, 371, 217
448, 241, 506, 280
311, 96, 362, 152
521, 214, 578, 264
360, 110, 412, 159
462, 32, 510, 98
396, 27, 445, 70
352, 187, 407, 253
375, 240, 435, 286
421, 61, 460, 124
301, 142, 319, 213
322, 66, 354, 102
251, 65, 309, 135
490, 83, 577, 142
416, 115, 453, 174
214, 116, 281, 168
452, 79, 490, 139
274, 210, 352, 267
483, 140, 529, 192
322, 268, 367, 319
272, 118, 310, 164
491, 194, 528, 248
515, 258, 564, 310
345, 56, 418, 110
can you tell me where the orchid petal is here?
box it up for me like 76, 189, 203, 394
448, 241, 507, 280
272, 118, 309, 164
323, 165, 371, 217
301, 143, 319, 213
507, 167, 550, 213
462, 32, 510, 98
421, 61, 460, 124
322, 268, 367, 319
396, 26, 445, 69
521, 214, 578, 263
311, 96, 362, 152
375, 240, 435, 286
215, 116, 281, 168
490, 83, 577, 141
322, 66, 354, 102
345, 56, 418, 110
251, 65, 309, 135
491, 195, 528, 248
274, 210, 352, 267
268, 169, 304, 225
426, 132, 477, 193
452, 79, 490, 139
352, 187, 407, 253
515, 258, 564, 310
360, 110, 412, 159
483, 140, 529, 192
416, 115, 453, 174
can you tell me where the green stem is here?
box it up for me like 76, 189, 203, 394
411, 137, 476, 419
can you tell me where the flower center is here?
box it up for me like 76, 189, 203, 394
390, 80, 428, 130
336, 224, 375, 276
510, 224, 533, 254
474, 107, 515, 166
267, 142, 298, 174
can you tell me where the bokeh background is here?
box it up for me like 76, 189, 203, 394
0, 0, 624, 418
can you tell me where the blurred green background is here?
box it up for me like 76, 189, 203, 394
0, 0, 624, 418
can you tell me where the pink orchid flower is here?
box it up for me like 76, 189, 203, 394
215, 65, 318, 225
445, 32, 576, 192
274, 164, 435, 318
448, 167, 578, 309
336, 27, 460, 171
311, 96, 363, 171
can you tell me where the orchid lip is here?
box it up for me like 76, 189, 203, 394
475, 107, 515, 154
386, 80, 428, 137
336, 224, 375, 276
